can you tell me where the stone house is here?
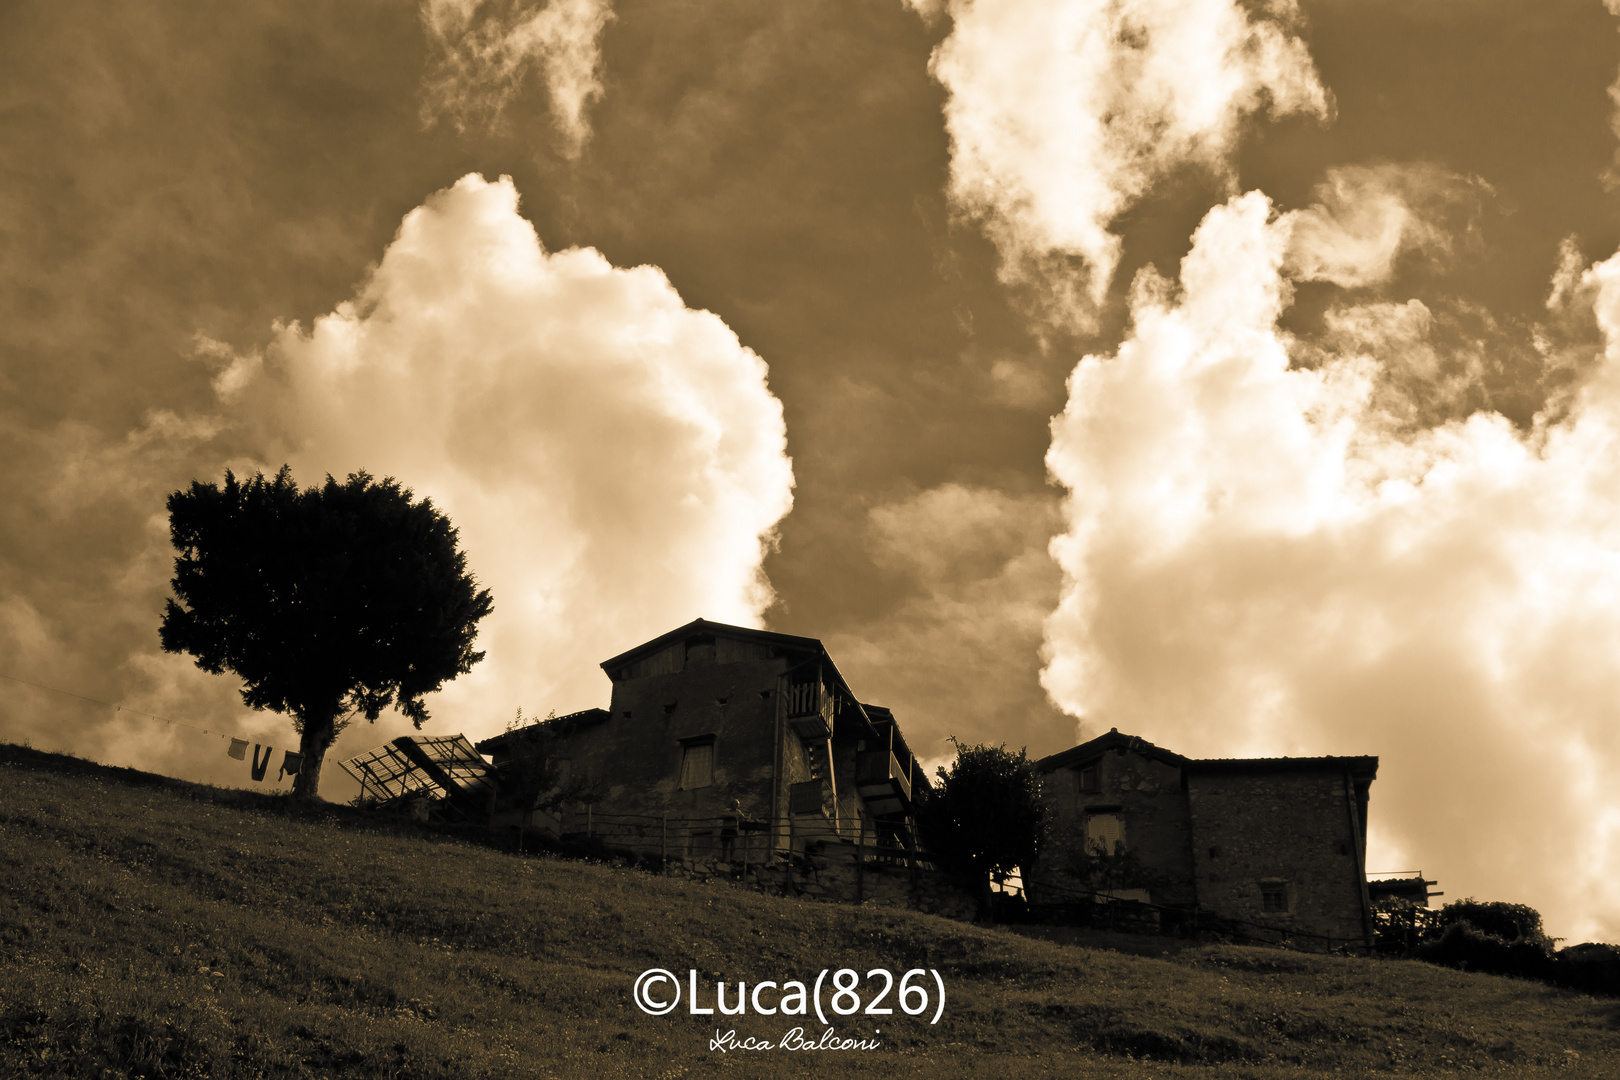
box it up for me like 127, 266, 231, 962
1026, 728, 1379, 949
475, 618, 928, 854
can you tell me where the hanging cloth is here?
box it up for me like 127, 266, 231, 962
279, 750, 304, 782
227, 738, 248, 761
250, 745, 271, 782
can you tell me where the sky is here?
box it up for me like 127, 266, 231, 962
2, 0, 1619, 943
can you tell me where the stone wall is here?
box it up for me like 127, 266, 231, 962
581, 654, 787, 821
536, 646, 879, 848
1029, 748, 1195, 908
1187, 768, 1371, 948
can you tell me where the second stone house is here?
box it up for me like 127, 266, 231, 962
1026, 728, 1380, 949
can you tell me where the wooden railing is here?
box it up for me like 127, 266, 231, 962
855, 749, 912, 805
784, 680, 820, 717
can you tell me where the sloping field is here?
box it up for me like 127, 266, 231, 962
1, 743, 1616, 1078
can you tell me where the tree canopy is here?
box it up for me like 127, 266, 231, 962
160, 467, 493, 798
915, 738, 1044, 916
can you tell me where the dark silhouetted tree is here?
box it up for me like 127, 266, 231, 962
160, 467, 493, 799
915, 738, 1043, 919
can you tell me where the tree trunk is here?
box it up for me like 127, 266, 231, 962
292, 710, 338, 800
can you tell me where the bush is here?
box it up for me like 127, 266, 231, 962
1413, 921, 1556, 982
1406, 898, 1620, 997
1372, 896, 1438, 954
1551, 942, 1620, 997
1432, 899, 1555, 948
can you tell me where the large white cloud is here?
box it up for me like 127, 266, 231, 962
209, 173, 794, 749
922, 0, 1329, 327
1043, 188, 1620, 941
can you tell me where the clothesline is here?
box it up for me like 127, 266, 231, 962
0, 668, 344, 785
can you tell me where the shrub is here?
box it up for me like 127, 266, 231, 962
1432, 899, 1555, 948
1551, 942, 1620, 997
1413, 920, 1556, 982
1372, 896, 1438, 955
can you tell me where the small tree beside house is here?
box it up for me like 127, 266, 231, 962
915, 739, 1044, 920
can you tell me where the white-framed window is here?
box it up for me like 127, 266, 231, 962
1085, 811, 1124, 856
679, 738, 715, 790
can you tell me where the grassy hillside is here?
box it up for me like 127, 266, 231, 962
1, 743, 1617, 1079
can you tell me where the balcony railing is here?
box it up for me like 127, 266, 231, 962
855, 749, 912, 808
785, 680, 831, 739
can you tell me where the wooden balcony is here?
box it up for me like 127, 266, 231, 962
855, 749, 912, 815
785, 680, 832, 740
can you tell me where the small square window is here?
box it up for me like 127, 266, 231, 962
1078, 765, 1100, 794
1260, 882, 1289, 913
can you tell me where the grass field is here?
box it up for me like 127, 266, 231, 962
2, 742, 1617, 1078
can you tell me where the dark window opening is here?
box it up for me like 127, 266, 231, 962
1078, 765, 1100, 793
1260, 882, 1289, 913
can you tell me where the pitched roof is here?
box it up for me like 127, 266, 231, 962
474, 708, 611, 755
1187, 754, 1378, 780
1034, 728, 1377, 781
597, 617, 824, 673
594, 618, 894, 744
1034, 728, 1189, 773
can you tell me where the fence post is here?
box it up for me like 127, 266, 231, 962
587, 803, 593, 839
660, 813, 667, 874
787, 814, 796, 891
856, 820, 865, 903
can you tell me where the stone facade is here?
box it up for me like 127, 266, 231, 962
1027, 730, 1378, 950
477, 618, 928, 857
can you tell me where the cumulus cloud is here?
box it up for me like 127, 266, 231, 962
1, 172, 794, 786
213, 173, 794, 739
1043, 188, 1620, 941
421, 0, 614, 157
923, 0, 1329, 328
1285, 163, 1483, 289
